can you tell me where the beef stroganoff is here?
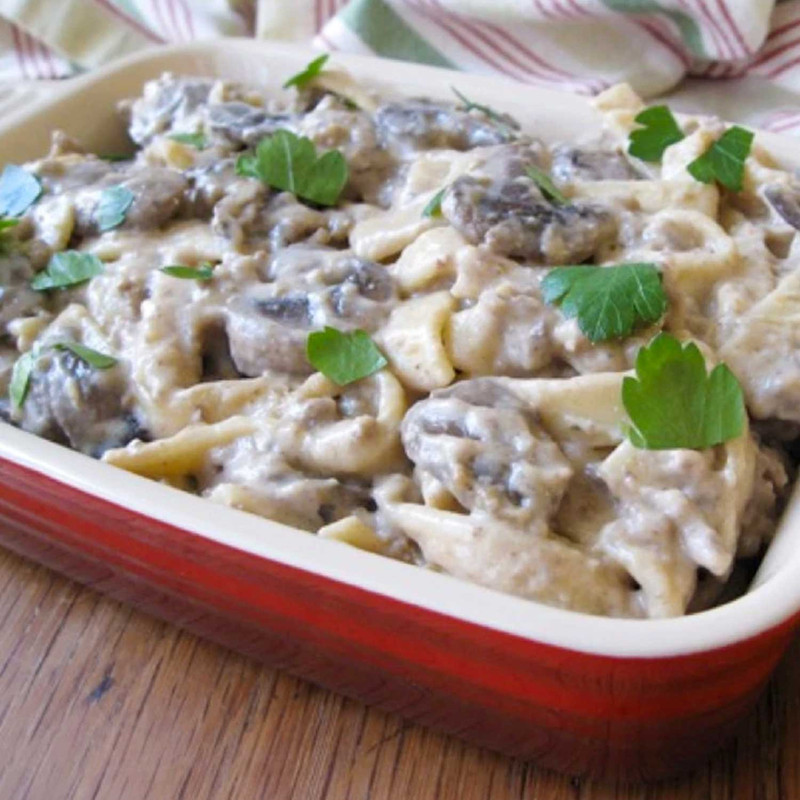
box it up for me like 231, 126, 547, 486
0, 65, 793, 618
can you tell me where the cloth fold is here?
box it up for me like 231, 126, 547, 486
2, 0, 800, 134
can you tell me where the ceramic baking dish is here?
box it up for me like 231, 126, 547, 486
1, 39, 800, 781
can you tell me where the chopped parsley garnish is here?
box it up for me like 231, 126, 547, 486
160, 263, 215, 281
306, 327, 387, 386
623, 333, 746, 450
542, 263, 667, 343
422, 187, 446, 218
31, 251, 104, 291
95, 186, 134, 232
0, 165, 42, 217
283, 54, 330, 90
168, 132, 208, 150
52, 341, 118, 369
100, 154, 133, 162
628, 105, 685, 162
9, 348, 38, 409
451, 87, 518, 136
9, 341, 117, 409
687, 126, 754, 193
236, 129, 348, 207
526, 164, 567, 205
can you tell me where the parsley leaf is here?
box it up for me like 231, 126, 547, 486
628, 105, 685, 162
31, 251, 104, 291
526, 164, 567, 205
306, 327, 387, 386
8, 348, 38, 409
422, 188, 446, 218
160, 263, 214, 281
236, 129, 348, 207
542, 263, 667, 342
95, 186, 134, 232
283, 54, 330, 90
451, 87, 518, 136
0, 165, 42, 216
52, 341, 118, 369
168, 132, 208, 149
623, 333, 746, 450
100, 153, 133, 162
687, 126, 754, 193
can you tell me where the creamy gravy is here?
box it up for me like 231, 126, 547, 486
1, 75, 794, 618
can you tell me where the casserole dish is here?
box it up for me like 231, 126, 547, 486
1, 39, 800, 779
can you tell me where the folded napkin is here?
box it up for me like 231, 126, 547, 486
2, 0, 800, 134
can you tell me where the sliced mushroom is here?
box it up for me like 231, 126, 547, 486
225, 248, 396, 376
375, 100, 513, 152
764, 183, 800, 230
205, 102, 296, 148
16, 343, 142, 456
72, 167, 189, 236
184, 156, 240, 217
442, 175, 617, 263
121, 74, 214, 146
34, 153, 116, 195
551, 145, 642, 182
401, 378, 573, 526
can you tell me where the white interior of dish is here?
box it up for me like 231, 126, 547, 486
2, 39, 799, 658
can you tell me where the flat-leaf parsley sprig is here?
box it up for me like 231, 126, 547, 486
0, 164, 42, 217
542, 263, 667, 343
422, 187, 446, 218
236, 129, 348, 207
306, 327, 387, 386
52, 341, 118, 369
160, 263, 215, 281
283, 54, 330, 90
628, 106, 685, 162
8, 348, 39, 409
168, 132, 208, 149
687, 126, 754, 193
31, 251, 104, 291
622, 333, 746, 450
95, 186, 134, 232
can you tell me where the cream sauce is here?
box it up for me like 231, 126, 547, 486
0, 74, 792, 618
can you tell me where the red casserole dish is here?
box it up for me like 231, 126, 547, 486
1, 40, 800, 780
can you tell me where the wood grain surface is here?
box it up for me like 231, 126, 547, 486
0, 544, 797, 800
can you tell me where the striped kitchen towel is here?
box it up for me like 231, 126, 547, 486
3, 0, 800, 134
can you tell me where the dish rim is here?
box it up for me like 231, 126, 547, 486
2, 38, 800, 659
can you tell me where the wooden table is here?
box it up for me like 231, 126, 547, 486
0, 545, 797, 800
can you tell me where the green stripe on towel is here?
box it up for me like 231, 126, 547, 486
107, 0, 148, 25
340, 0, 455, 67
601, 0, 706, 59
